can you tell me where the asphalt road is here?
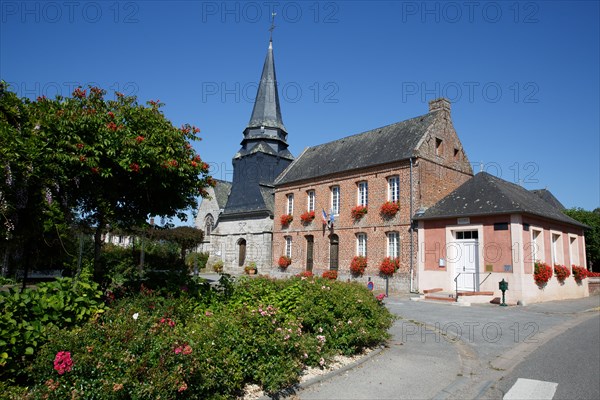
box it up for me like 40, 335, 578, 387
495, 314, 600, 400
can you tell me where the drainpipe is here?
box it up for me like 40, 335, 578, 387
409, 157, 416, 293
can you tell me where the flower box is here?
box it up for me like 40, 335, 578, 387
280, 214, 293, 227
322, 270, 338, 280
534, 261, 552, 286
379, 257, 399, 277
380, 201, 399, 218
351, 205, 368, 220
300, 210, 315, 225
572, 265, 588, 281
278, 256, 292, 268
350, 256, 367, 276
554, 264, 570, 282
297, 270, 314, 278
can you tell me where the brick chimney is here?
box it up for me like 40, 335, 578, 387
428, 98, 451, 113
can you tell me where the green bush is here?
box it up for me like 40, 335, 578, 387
16, 276, 393, 398
185, 251, 209, 272
0, 277, 105, 379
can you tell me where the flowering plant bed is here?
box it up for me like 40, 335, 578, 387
572, 265, 588, 281
14, 277, 394, 399
280, 214, 293, 227
300, 210, 315, 225
350, 256, 367, 276
322, 270, 338, 280
587, 271, 600, 277
297, 270, 314, 278
534, 261, 552, 286
554, 264, 570, 282
380, 201, 399, 218
379, 257, 399, 277
351, 205, 368, 220
278, 256, 292, 268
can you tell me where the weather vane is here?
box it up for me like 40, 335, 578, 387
269, 12, 276, 41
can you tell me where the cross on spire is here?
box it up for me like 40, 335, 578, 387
269, 12, 276, 41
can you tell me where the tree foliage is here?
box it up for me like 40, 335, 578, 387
1, 83, 214, 282
564, 207, 600, 271
153, 226, 204, 261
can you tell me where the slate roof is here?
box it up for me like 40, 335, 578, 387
530, 189, 565, 210
415, 172, 587, 228
213, 180, 232, 209
246, 40, 286, 133
275, 111, 438, 185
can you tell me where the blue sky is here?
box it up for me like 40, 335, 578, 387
2, 1, 599, 223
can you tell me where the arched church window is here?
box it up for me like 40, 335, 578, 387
205, 214, 214, 236
238, 239, 247, 267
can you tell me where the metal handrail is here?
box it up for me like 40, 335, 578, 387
480, 273, 492, 286
454, 272, 488, 302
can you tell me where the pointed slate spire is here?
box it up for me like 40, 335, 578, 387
246, 39, 287, 133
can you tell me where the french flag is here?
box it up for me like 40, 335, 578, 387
322, 209, 328, 225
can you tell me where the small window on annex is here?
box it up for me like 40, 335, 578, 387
388, 175, 399, 203
387, 232, 400, 258
285, 236, 293, 258
286, 194, 294, 215
331, 186, 340, 215
357, 181, 368, 206
356, 233, 367, 257
307, 190, 315, 212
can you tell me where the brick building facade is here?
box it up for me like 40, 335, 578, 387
271, 98, 473, 291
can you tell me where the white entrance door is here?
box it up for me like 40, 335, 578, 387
450, 231, 479, 291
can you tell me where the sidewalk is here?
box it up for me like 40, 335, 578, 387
298, 293, 600, 400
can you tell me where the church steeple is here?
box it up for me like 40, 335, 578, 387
222, 32, 294, 218
235, 37, 293, 160
246, 39, 287, 133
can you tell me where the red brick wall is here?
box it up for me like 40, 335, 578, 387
272, 104, 473, 285
273, 161, 415, 276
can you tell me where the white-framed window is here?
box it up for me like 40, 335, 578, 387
551, 232, 562, 265
285, 236, 292, 258
357, 181, 368, 206
531, 229, 544, 263
331, 186, 340, 215
387, 232, 400, 258
569, 235, 579, 266
286, 193, 294, 215
357, 233, 367, 257
307, 190, 315, 212
388, 176, 399, 203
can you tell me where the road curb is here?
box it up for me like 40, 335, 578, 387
258, 345, 386, 399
